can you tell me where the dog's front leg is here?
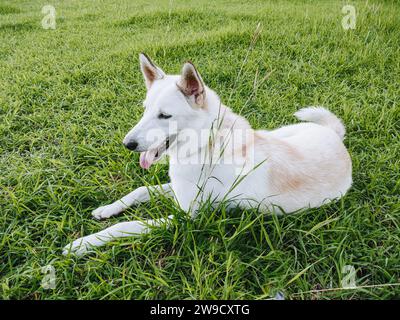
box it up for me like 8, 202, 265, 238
92, 183, 172, 220
62, 215, 173, 256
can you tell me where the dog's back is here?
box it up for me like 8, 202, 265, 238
254, 108, 351, 212
170, 105, 352, 214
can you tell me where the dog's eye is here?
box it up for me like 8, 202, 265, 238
158, 113, 172, 119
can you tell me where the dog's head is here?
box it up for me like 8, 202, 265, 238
123, 53, 217, 169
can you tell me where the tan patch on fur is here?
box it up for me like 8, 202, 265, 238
269, 168, 310, 194
241, 144, 247, 157
254, 131, 312, 193
255, 131, 303, 161
268, 143, 351, 195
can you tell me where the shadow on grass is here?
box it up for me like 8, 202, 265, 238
0, 5, 21, 15
0, 21, 36, 33
116, 9, 259, 30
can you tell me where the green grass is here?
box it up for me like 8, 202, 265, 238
0, 0, 399, 300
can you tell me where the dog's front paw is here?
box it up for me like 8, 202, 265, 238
92, 203, 123, 220
62, 237, 93, 257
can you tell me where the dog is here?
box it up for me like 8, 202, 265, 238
63, 53, 352, 256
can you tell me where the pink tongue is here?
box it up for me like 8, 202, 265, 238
139, 149, 158, 170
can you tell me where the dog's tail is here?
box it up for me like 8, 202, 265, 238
294, 106, 346, 140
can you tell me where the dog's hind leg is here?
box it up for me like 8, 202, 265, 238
62, 215, 173, 256
92, 183, 172, 220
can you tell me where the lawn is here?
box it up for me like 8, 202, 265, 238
0, 0, 399, 299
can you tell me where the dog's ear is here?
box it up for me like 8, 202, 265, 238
139, 53, 165, 90
177, 62, 206, 107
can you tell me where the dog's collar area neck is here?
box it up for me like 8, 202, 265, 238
171, 121, 237, 161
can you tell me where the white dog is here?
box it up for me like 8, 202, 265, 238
63, 53, 352, 256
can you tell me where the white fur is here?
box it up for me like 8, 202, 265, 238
63, 56, 352, 256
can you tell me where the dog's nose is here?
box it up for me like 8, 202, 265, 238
124, 140, 138, 151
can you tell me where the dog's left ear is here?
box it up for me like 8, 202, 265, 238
177, 62, 206, 108
139, 53, 165, 90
